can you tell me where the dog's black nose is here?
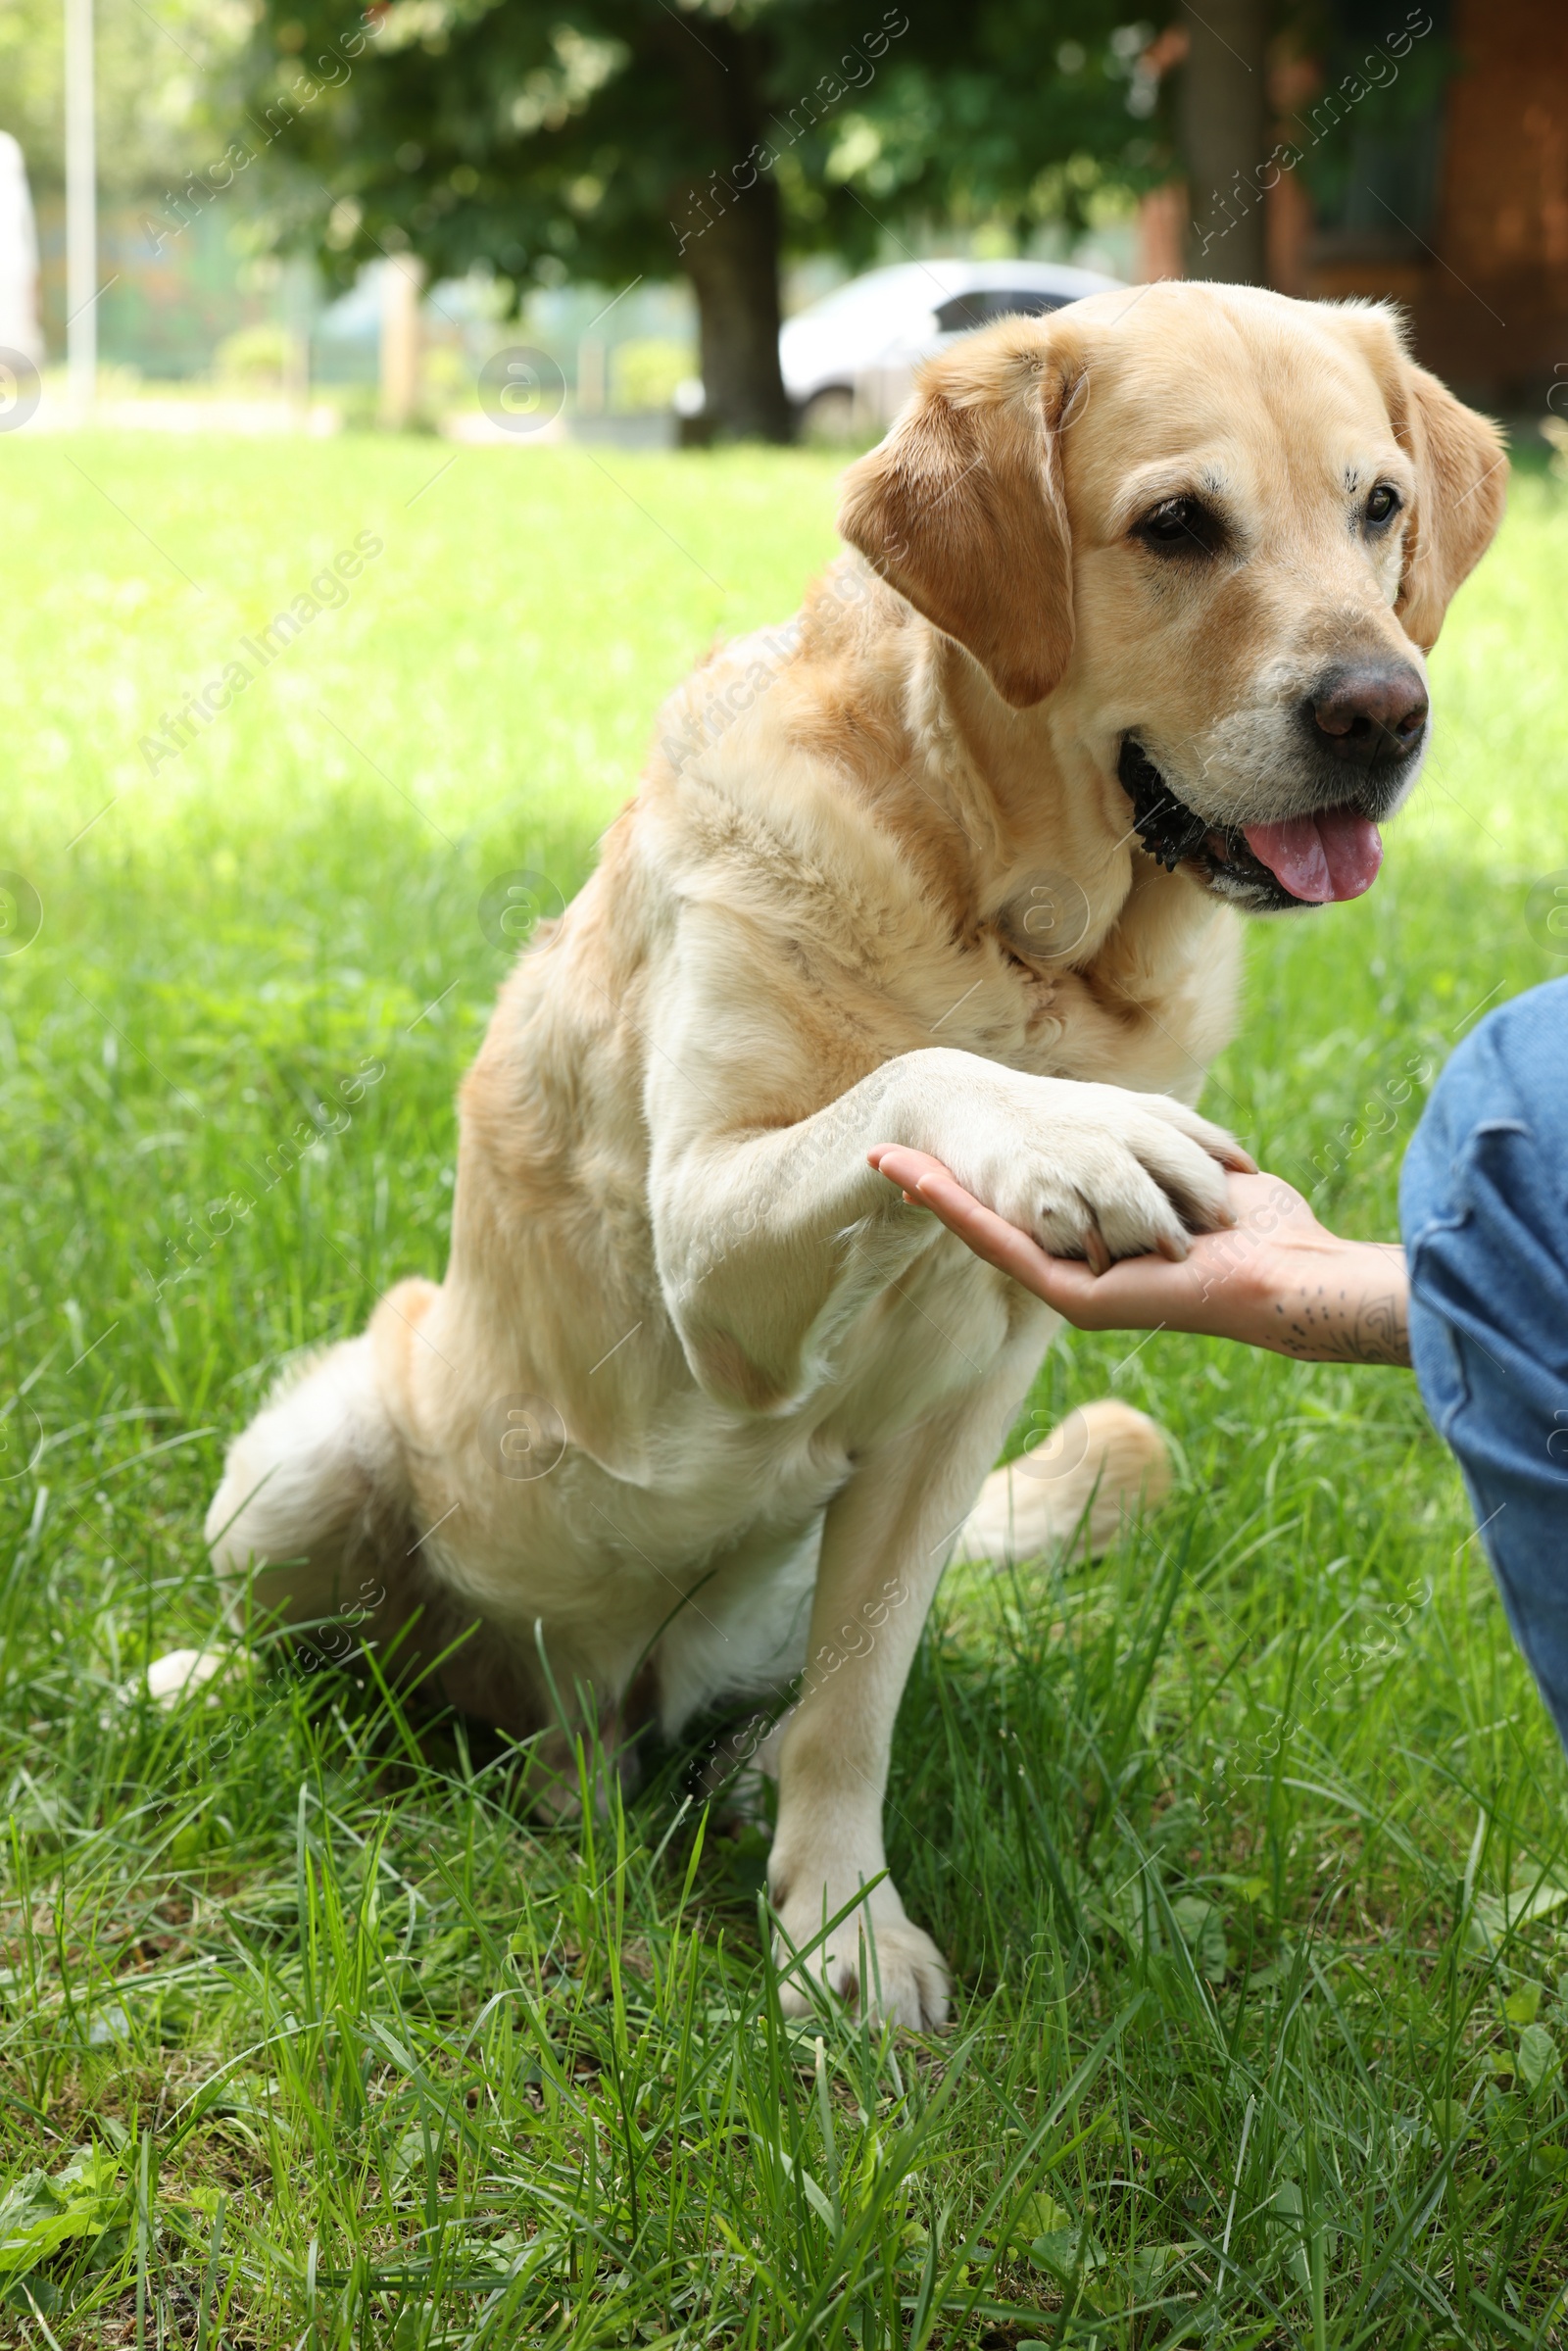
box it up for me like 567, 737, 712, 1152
1306, 663, 1429, 766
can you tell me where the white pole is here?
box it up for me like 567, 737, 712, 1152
64, 0, 96, 415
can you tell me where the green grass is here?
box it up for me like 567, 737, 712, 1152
1, 429, 1568, 2349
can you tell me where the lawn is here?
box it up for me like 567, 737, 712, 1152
1, 426, 1567, 2349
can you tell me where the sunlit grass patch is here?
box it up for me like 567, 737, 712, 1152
1, 432, 1566, 2345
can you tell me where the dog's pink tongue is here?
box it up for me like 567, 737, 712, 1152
1242, 809, 1383, 903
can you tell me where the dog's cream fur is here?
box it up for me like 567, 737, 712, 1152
208, 284, 1504, 2028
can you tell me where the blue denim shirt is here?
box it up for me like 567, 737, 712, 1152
1399, 976, 1568, 1742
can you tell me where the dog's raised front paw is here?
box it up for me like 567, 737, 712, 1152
948, 1080, 1246, 1265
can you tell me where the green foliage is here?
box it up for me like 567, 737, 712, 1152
0, 0, 245, 200
213, 319, 295, 384
1, 432, 1567, 2341
825, 0, 1179, 238
0, 2144, 127, 2278
610, 335, 695, 413
215, 0, 1179, 305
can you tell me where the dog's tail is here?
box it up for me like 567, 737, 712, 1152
204, 1280, 435, 1631
202, 1282, 555, 1739
956, 1398, 1172, 1567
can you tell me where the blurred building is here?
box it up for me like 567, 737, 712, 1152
1142, 0, 1567, 409
1291, 0, 1565, 405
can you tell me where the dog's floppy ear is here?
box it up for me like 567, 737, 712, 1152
1392, 361, 1507, 653
837, 326, 1076, 709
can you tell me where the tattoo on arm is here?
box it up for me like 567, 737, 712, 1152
1351, 1292, 1410, 1366
1269, 1287, 1411, 1366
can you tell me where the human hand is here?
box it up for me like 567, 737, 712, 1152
868, 1149, 1410, 1366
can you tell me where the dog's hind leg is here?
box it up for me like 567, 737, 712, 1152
956, 1398, 1172, 1566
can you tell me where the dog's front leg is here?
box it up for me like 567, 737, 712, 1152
765, 1386, 1021, 2031
648, 958, 1241, 1412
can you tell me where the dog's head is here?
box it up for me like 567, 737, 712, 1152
839, 283, 1506, 911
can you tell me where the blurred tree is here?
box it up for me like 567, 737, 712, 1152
825, 2, 1175, 251
0, 0, 240, 201
1179, 0, 1269, 280
221, 0, 1181, 441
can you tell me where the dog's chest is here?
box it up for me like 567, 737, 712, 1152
939, 940, 1067, 1074
895, 921, 1196, 1095
879, 874, 1222, 1100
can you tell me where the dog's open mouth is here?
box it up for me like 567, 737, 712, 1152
1117, 740, 1383, 911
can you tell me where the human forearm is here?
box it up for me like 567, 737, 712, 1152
1245, 1241, 1409, 1365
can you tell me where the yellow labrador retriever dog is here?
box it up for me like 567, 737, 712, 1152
208, 283, 1503, 2029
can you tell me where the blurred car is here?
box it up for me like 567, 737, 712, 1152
779, 257, 1124, 437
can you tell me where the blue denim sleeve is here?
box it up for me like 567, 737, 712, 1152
1398, 975, 1568, 1748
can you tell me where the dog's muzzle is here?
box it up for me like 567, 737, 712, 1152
1119, 660, 1428, 912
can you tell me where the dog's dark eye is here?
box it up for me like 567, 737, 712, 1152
1365, 483, 1401, 527
1133, 497, 1225, 558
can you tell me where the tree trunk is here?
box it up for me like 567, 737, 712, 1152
677, 171, 792, 444
1179, 0, 1271, 284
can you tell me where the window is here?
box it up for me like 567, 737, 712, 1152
933, 290, 1068, 333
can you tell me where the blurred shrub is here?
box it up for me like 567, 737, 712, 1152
611, 338, 694, 415
213, 322, 292, 387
